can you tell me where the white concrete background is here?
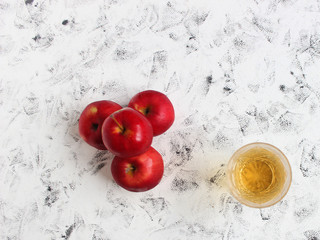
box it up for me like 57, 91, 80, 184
1, 0, 320, 239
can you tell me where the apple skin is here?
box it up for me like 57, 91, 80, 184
102, 107, 153, 158
111, 147, 164, 192
79, 100, 122, 150
128, 90, 175, 136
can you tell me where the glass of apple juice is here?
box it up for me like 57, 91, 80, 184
227, 142, 292, 208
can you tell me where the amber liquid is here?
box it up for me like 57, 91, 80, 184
232, 147, 286, 204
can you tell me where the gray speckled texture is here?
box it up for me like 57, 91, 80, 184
1, 0, 320, 239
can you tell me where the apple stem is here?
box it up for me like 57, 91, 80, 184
111, 116, 125, 133
125, 165, 136, 174
144, 107, 150, 115
91, 123, 99, 131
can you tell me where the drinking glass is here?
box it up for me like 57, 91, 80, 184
227, 142, 292, 208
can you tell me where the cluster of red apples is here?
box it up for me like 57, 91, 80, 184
79, 90, 175, 192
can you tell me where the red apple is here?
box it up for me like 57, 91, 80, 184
111, 147, 164, 192
102, 107, 153, 158
79, 100, 122, 150
128, 90, 175, 136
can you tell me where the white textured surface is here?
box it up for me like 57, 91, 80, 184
1, 0, 320, 239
